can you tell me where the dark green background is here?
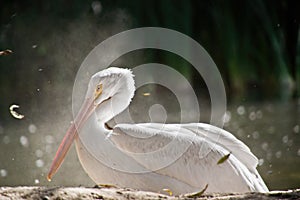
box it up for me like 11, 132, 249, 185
1, 1, 299, 117
0, 0, 299, 190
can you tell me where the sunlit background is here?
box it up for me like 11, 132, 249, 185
0, 0, 299, 190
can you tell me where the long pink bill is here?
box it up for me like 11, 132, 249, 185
47, 98, 95, 181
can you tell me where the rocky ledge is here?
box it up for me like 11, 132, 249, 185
0, 186, 299, 200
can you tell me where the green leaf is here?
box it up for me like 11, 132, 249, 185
217, 153, 231, 165
185, 184, 208, 198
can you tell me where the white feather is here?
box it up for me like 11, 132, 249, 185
110, 123, 268, 193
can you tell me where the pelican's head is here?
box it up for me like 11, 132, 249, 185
85, 67, 135, 123
86, 67, 135, 106
47, 67, 135, 181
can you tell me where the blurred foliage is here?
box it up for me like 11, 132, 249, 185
0, 0, 299, 122
0, 1, 299, 190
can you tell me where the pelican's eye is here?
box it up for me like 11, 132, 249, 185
94, 83, 103, 100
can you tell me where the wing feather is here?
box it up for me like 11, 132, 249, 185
111, 123, 268, 192
180, 123, 258, 172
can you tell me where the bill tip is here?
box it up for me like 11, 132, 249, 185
47, 175, 52, 182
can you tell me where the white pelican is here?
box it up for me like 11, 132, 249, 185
47, 67, 269, 194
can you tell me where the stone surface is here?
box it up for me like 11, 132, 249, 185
0, 186, 299, 200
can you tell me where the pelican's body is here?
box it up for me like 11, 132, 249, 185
48, 67, 268, 194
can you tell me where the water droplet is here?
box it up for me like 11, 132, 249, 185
293, 125, 299, 133
32, 44, 38, 48
37, 88, 40, 92
34, 179, 40, 184
35, 159, 44, 168
237, 106, 245, 115
0, 169, 7, 177
35, 149, 43, 158
249, 111, 256, 121
38, 68, 43, 72
28, 124, 37, 133
275, 151, 282, 158
252, 131, 260, 139
223, 111, 231, 123
3, 135, 10, 144
91, 1, 102, 15
297, 149, 300, 156
287, 139, 293, 147
45, 135, 54, 144
258, 158, 264, 166
20, 135, 29, 147
261, 142, 268, 151
282, 135, 289, 144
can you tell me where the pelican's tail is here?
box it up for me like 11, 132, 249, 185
252, 171, 269, 192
